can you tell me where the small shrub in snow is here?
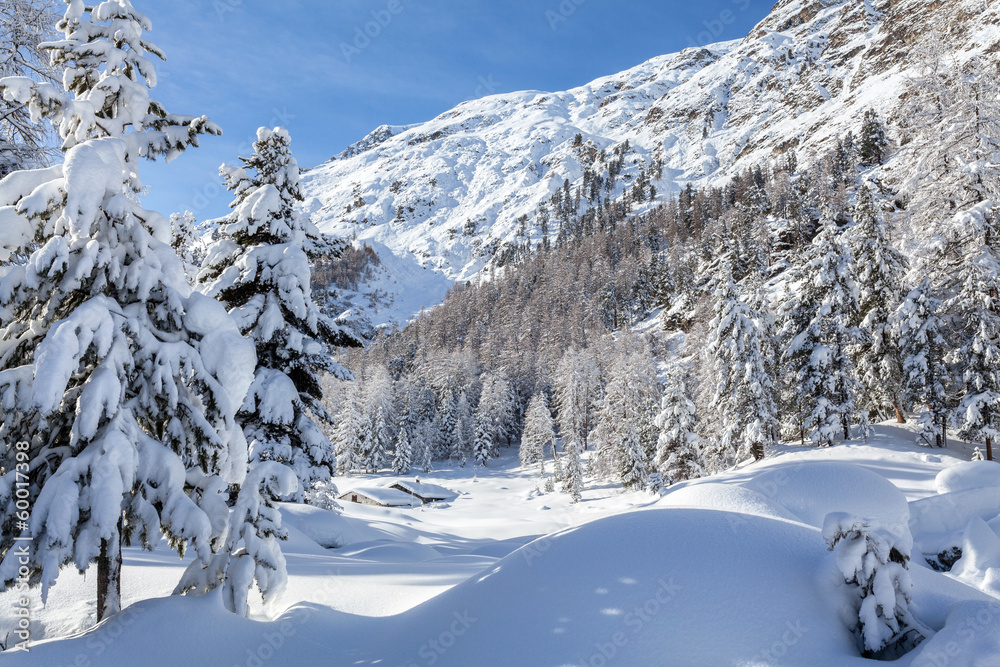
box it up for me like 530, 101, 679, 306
823, 512, 923, 659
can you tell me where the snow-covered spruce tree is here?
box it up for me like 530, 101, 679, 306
823, 513, 923, 659
360, 365, 394, 473
0, 0, 59, 177
0, 0, 253, 622
414, 419, 435, 473
893, 281, 951, 447
857, 109, 888, 168
707, 267, 777, 467
951, 203, 1000, 461
392, 426, 412, 475
520, 392, 555, 477
779, 212, 864, 446
654, 369, 706, 486
561, 439, 584, 503
452, 391, 475, 467
553, 346, 601, 452
850, 185, 908, 424
200, 127, 361, 494
333, 381, 364, 476
174, 462, 296, 617
474, 370, 515, 465
590, 337, 658, 490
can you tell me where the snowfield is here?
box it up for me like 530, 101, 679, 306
3, 423, 1000, 666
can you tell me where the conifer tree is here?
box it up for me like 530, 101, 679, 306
708, 267, 777, 466
823, 513, 922, 658
175, 462, 297, 617
857, 109, 888, 167
894, 281, 950, 447
333, 382, 365, 476
520, 392, 555, 476
561, 439, 584, 503
654, 370, 706, 485
850, 185, 908, 423
392, 426, 413, 475
590, 338, 657, 489
452, 391, 474, 466
0, 0, 248, 621
200, 127, 361, 493
553, 347, 601, 451
779, 213, 863, 445
951, 203, 1000, 461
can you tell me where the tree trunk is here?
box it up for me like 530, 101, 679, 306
97, 516, 123, 622
940, 417, 947, 449
893, 401, 906, 424
988, 436, 994, 462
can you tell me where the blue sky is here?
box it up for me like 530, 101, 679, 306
140, 0, 774, 221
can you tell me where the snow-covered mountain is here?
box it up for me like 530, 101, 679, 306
302, 0, 1000, 327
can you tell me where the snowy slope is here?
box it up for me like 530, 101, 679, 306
4, 424, 1000, 665
301, 0, 1000, 325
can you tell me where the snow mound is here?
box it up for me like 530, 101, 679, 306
744, 462, 911, 538
909, 486, 1000, 556
658, 482, 801, 523
936, 461, 1000, 495
951, 517, 1000, 598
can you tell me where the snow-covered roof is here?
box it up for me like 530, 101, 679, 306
339, 487, 422, 507
389, 481, 457, 502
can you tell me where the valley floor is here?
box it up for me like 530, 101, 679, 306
2, 423, 1000, 666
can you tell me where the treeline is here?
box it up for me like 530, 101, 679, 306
325, 45, 1000, 499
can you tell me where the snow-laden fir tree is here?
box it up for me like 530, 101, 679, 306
951, 203, 1000, 461
857, 109, 888, 168
0, 0, 59, 177
474, 370, 515, 465
590, 337, 658, 489
823, 513, 923, 659
174, 462, 297, 617
170, 210, 204, 282
850, 185, 908, 424
414, 419, 435, 473
0, 0, 251, 621
520, 392, 555, 477
654, 369, 706, 486
561, 439, 584, 503
360, 365, 394, 473
200, 127, 361, 494
893, 280, 950, 447
779, 212, 864, 446
553, 346, 601, 451
708, 267, 777, 466
392, 426, 413, 475
452, 392, 474, 467
333, 381, 365, 476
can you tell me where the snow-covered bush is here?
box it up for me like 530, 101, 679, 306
823, 512, 923, 659
175, 462, 297, 617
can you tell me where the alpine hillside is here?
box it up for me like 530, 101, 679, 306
301, 0, 1000, 326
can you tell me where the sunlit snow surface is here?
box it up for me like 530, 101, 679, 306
3, 423, 1000, 666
